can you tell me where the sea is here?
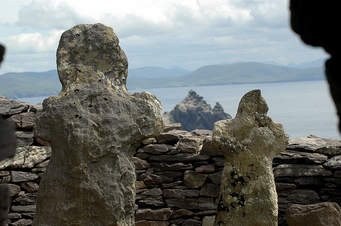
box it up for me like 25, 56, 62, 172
18, 80, 340, 139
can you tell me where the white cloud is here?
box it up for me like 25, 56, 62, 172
0, 0, 328, 73
16, 0, 89, 29
6, 30, 63, 53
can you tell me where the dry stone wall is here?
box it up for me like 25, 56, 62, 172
1, 118, 341, 226
0, 96, 49, 226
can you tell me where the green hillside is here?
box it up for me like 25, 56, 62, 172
0, 62, 324, 98
0, 70, 61, 98
172, 62, 324, 87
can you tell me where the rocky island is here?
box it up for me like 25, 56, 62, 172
164, 90, 231, 131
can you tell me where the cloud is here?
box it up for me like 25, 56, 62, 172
6, 29, 63, 53
16, 0, 89, 30
0, 0, 328, 74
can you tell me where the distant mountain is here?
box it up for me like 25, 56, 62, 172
173, 62, 324, 87
287, 58, 326, 68
127, 66, 189, 89
128, 66, 189, 79
0, 70, 60, 98
0, 63, 324, 98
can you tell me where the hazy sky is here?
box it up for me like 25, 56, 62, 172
0, 0, 328, 73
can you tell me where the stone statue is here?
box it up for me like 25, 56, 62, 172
33, 24, 163, 226
211, 90, 288, 226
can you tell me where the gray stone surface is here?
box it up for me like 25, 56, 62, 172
202, 216, 216, 226
0, 118, 16, 161
135, 208, 172, 221
324, 155, 341, 169
10, 112, 35, 130
274, 164, 332, 177
0, 95, 28, 118
212, 90, 288, 226
288, 136, 341, 156
11, 171, 38, 183
286, 202, 341, 226
0, 184, 9, 226
7, 184, 21, 197
176, 136, 203, 154
0, 146, 51, 170
33, 23, 163, 226
15, 131, 33, 147
274, 150, 328, 165
184, 170, 208, 188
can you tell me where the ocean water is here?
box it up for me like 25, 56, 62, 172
18, 80, 339, 139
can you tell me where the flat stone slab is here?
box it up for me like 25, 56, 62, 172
0, 95, 28, 117
286, 202, 341, 226
274, 150, 328, 165
323, 155, 341, 169
288, 136, 341, 156
0, 146, 51, 170
274, 164, 332, 177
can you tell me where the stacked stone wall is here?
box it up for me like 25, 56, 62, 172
1, 116, 341, 225
0, 98, 50, 226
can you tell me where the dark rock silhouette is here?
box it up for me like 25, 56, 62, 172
289, 1, 341, 133
164, 90, 231, 131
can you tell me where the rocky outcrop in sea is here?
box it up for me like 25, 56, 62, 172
164, 90, 231, 131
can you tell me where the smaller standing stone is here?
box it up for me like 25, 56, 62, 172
211, 90, 288, 226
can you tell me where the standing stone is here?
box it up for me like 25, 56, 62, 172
33, 24, 163, 226
211, 90, 288, 226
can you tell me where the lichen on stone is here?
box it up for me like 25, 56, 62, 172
212, 89, 288, 226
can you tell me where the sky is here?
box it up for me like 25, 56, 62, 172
0, 0, 328, 74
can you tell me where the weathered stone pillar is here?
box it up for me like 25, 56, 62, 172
212, 90, 288, 226
33, 24, 163, 226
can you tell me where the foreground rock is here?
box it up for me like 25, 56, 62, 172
164, 90, 231, 131
286, 202, 341, 226
211, 90, 288, 226
33, 24, 163, 226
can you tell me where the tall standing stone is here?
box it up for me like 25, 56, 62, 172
212, 90, 288, 226
33, 24, 163, 226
